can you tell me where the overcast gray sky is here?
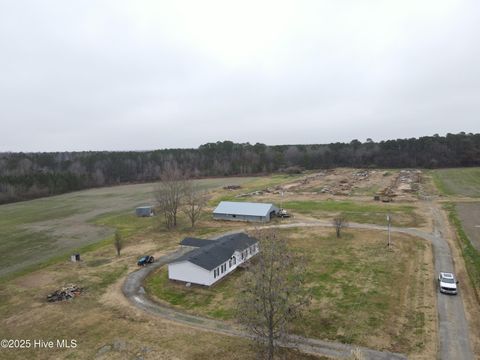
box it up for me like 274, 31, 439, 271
1, 1, 479, 152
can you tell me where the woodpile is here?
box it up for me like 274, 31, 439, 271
47, 284, 83, 302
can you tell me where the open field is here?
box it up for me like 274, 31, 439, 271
146, 227, 437, 357
0, 206, 321, 359
209, 169, 426, 228
430, 168, 480, 357
432, 168, 480, 197
456, 203, 480, 251
0, 169, 438, 359
0, 260, 319, 360
215, 168, 422, 202
3, 169, 423, 279
282, 200, 422, 227
446, 203, 480, 298
434, 168, 480, 299
0, 177, 254, 278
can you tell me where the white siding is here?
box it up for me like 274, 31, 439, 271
168, 242, 260, 286
168, 261, 213, 286
212, 203, 279, 223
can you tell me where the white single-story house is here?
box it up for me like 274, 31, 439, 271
168, 233, 259, 286
212, 201, 279, 222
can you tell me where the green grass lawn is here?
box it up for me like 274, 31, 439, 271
146, 228, 433, 354
283, 200, 422, 227
0, 177, 254, 279
431, 168, 480, 197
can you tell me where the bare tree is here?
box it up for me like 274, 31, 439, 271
154, 164, 186, 229
114, 230, 122, 256
182, 181, 207, 228
236, 229, 311, 360
332, 216, 348, 238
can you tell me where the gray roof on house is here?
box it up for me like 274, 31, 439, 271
213, 201, 278, 217
171, 233, 258, 270
180, 237, 215, 247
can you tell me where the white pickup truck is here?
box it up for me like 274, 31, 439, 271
438, 272, 458, 295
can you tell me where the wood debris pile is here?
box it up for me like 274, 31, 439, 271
376, 169, 422, 201
47, 284, 83, 302
235, 187, 284, 198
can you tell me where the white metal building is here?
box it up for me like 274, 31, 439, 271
168, 233, 259, 286
212, 201, 279, 222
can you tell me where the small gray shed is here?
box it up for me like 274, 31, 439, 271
212, 201, 279, 223
135, 206, 155, 217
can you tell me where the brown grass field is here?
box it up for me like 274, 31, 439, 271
146, 227, 437, 358
0, 169, 442, 359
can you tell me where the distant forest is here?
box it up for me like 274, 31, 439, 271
1, 132, 479, 204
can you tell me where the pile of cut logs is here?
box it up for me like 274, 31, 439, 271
47, 284, 83, 302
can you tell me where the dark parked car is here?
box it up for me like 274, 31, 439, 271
137, 255, 154, 266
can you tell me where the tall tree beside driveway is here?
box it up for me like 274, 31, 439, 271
236, 229, 311, 360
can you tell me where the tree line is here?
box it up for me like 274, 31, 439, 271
1, 132, 479, 204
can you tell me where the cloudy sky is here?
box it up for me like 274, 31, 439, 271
1, 1, 479, 151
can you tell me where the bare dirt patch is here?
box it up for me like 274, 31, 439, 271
233, 168, 422, 203
236, 168, 399, 198
14, 271, 57, 289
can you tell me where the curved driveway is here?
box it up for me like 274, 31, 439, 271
123, 206, 473, 360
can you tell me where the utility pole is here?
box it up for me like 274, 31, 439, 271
386, 213, 391, 248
